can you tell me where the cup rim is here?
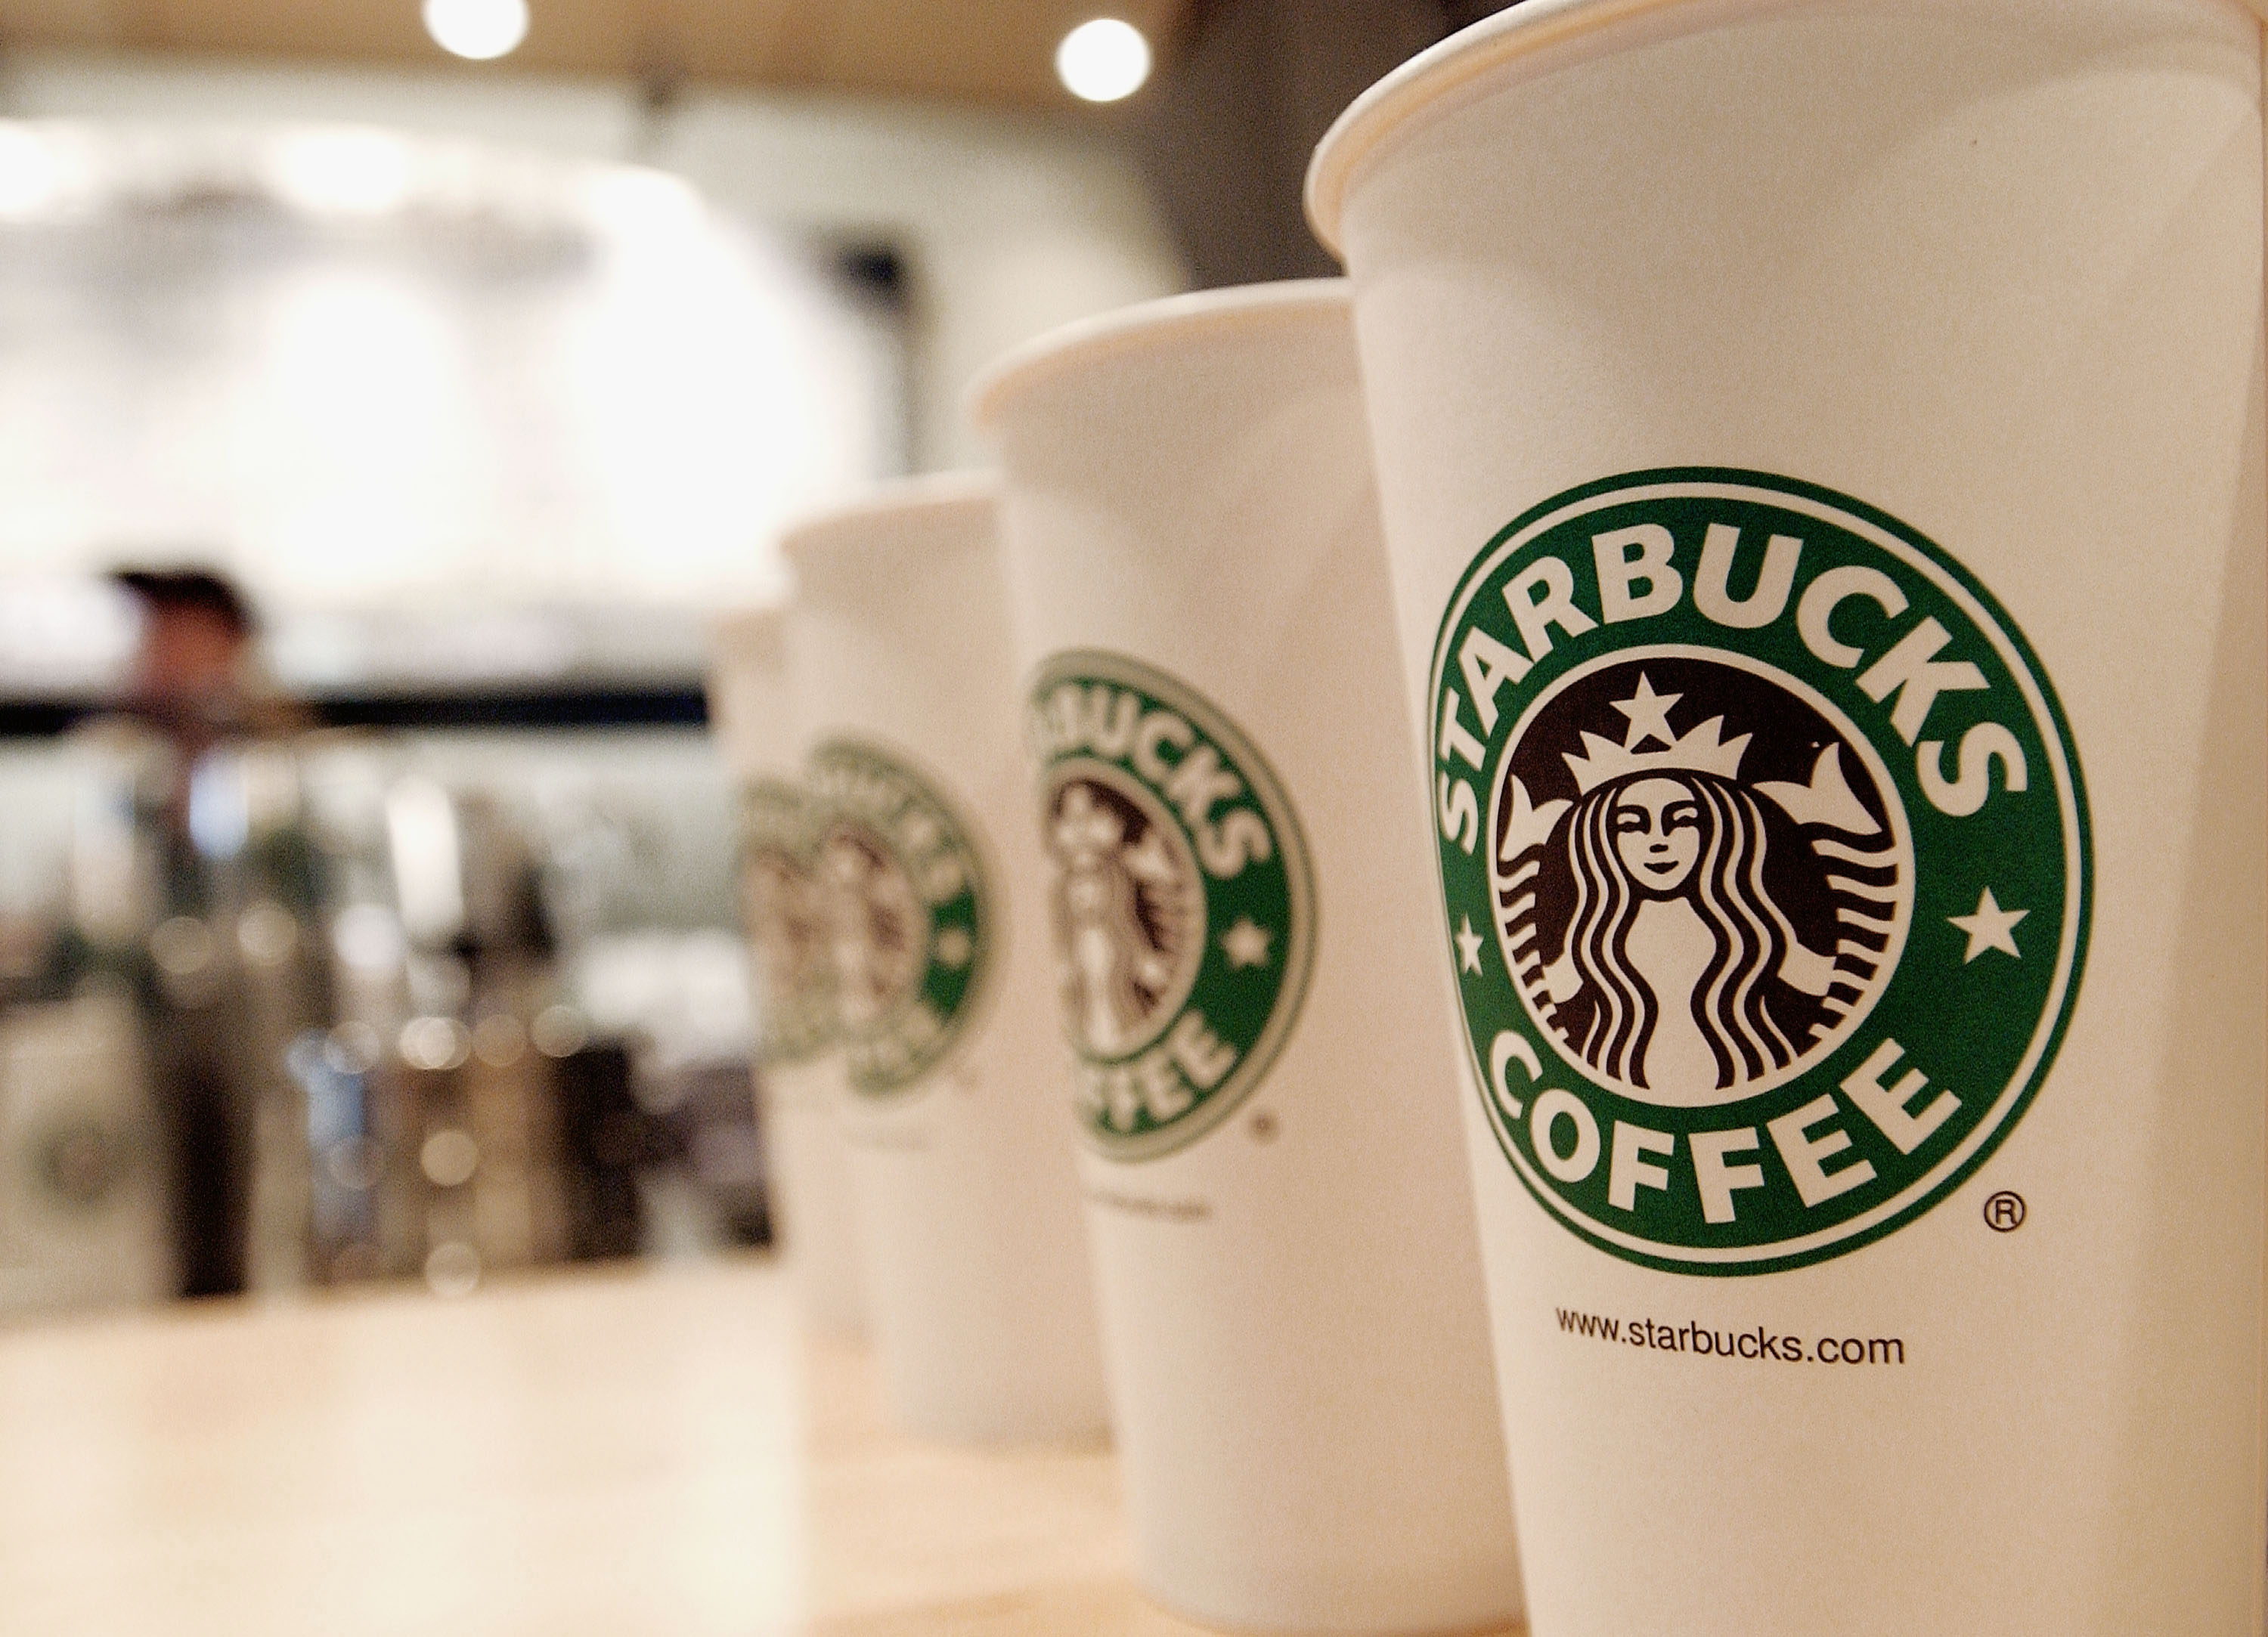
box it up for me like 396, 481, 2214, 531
964, 277, 1349, 434
1305, 0, 1664, 255
776, 470, 999, 571
1303, 0, 2268, 254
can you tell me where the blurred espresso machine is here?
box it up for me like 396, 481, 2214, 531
0, 729, 662, 1320
318, 770, 603, 1292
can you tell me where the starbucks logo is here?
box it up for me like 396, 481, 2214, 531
805, 739, 990, 1096
1497, 655, 1911, 1106
33, 1116, 135, 1210
1029, 651, 1314, 1161
1432, 470, 2089, 1273
737, 778, 834, 1066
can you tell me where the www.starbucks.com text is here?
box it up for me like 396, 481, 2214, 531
1557, 1307, 1905, 1364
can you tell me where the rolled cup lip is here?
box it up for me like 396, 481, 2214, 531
776, 469, 999, 574
964, 277, 1349, 435
1304, 0, 2268, 255
1306, 0, 1681, 255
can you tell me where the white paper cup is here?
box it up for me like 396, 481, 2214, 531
707, 606, 866, 1338
779, 475, 1111, 1444
1309, 2, 2266, 1632
969, 281, 1523, 1635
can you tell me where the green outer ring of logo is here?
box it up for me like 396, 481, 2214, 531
1030, 648, 1316, 1163
1429, 468, 2093, 1276
737, 774, 835, 1067
806, 735, 993, 1099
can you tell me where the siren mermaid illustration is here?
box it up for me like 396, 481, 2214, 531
1497, 669, 1909, 1108
740, 840, 831, 1052
818, 821, 924, 1032
1046, 776, 1200, 1058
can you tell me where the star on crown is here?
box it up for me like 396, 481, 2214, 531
1562, 673, 1751, 794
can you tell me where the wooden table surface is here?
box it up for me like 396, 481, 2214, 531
0, 1255, 1249, 1636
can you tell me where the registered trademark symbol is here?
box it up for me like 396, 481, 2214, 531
1248, 1111, 1278, 1143
1982, 1190, 2027, 1233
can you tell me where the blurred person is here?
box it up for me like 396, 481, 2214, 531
116, 568, 251, 708
115, 568, 265, 837
108, 567, 300, 1298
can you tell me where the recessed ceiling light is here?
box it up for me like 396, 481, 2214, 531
1055, 18, 1151, 103
423, 0, 529, 61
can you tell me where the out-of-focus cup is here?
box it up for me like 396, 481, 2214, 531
969, 280, 1523, 1634
707, 606, 866, 1337
779, 474, 1110, 1444
1309, 3, 2266, 1632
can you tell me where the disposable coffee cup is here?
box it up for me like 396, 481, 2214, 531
779, 474, 1111, 1444
969, 281, 1522, 1634
1309, 3, 2266, 1631
706, 606, 866, 1337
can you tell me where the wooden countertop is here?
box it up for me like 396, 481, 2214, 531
0, 1257, 1238, 1636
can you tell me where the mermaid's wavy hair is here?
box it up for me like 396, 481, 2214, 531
1563, 773, 1805, 1091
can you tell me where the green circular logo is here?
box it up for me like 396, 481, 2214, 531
33, 1116, 136, 1210
805, 738, 990, 1097
1028, 651, 1315, 1161
737, 776, 835, 1066
1430, 470, 2090, 1274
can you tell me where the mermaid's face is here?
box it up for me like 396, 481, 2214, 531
1613, 776, 1703, 894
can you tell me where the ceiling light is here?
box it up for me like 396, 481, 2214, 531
423, 0, 529, 61
1055, 18, 1151, 103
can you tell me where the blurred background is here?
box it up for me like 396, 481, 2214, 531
0, 0, 1509, 1320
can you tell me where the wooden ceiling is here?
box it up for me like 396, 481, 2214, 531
0, 0, 1191, 108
